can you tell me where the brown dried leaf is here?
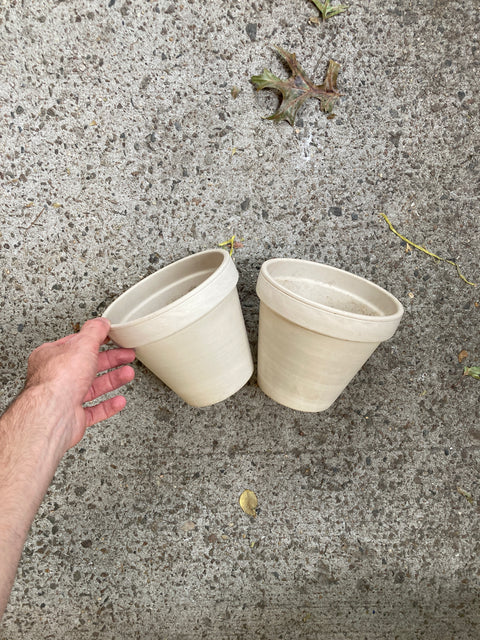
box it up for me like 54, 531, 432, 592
458, 350, 468, 363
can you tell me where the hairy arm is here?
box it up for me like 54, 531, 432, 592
0, 318, 135, 618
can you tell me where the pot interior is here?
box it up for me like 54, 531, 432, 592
267, 261, 400, 318
107, 251, 224, 325
275, 276, 381, 316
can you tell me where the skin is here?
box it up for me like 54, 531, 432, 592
0, 318, 135, 619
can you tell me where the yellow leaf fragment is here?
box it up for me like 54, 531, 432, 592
219, 234, 244, 256
239, 489, 258, 517
52, 202, 62, 208
219, 234, 236, 256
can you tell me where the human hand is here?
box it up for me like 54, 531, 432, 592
24, 318, 135, 452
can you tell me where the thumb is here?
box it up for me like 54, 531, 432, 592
79, 318, 111, 347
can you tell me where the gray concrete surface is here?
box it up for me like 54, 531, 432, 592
1, 0, 479, 637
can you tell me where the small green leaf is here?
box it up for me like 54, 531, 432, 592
464, 366, 480, 380
310, 0, 347, 21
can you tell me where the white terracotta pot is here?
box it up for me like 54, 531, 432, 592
103, 249, 253, 407
256, 259, 404, 412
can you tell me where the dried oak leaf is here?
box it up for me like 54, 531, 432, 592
239, 489, 258, 517
251, 46, 341, 126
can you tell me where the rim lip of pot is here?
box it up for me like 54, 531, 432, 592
256, 258, 404, 343
103, 249, 238, 348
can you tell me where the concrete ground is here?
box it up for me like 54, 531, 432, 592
1, 0, 479, 637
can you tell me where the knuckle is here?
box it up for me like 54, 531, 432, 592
28, 344, 44, 362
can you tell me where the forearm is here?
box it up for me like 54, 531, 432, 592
0, 320, 135, 619
0, 387, 65, 618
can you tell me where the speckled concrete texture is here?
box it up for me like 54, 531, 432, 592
1, 0, 480, 638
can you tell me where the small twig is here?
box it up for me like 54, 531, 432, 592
21, 207, 46, 231
457, 486, 474, 505
380, 212, 476, 287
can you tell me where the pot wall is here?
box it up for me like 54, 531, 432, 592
257, 302, 379, 412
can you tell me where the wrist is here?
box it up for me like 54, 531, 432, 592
3, 384, 68, 465
0, 386, 68, 619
